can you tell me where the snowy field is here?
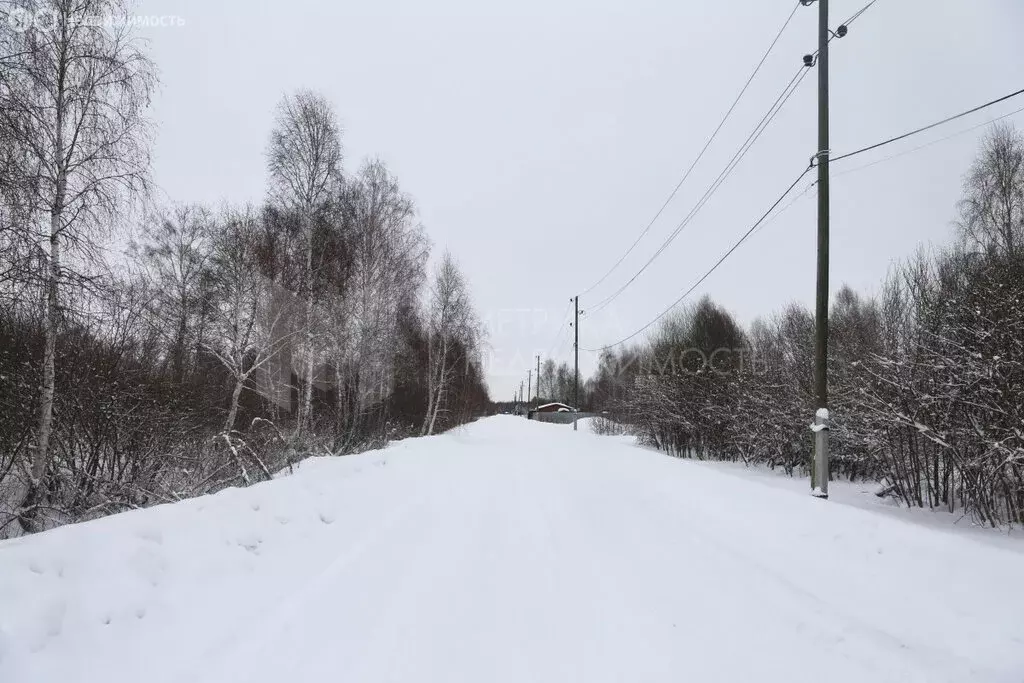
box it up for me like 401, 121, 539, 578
2, 416, 1023, 683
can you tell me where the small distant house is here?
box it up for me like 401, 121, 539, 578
527, 402, 575, 420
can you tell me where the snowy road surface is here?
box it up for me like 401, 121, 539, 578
2, 416, 1024, 683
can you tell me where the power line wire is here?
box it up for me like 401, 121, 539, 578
586, 66, 809, 316
832, 87, 1024, 164
580, 86, 1024, 354
578, 1, 803, 297
576, 0, 887, 350
581, 0, 882, 316
751, 178, 817, 238
542, 301, 574, 360
552, 331, 571, 361
843, 0, 878, 26
834, 105, 1024, 179
582, 166, 813, 352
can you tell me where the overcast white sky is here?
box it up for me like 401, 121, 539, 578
134, 0, 1024, 399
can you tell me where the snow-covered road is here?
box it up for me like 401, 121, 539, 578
2, 416, 1023, 683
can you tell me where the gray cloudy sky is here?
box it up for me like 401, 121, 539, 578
134, 0, 1024, 399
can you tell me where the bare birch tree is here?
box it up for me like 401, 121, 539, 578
422, 252, 478, 436
0, 0, 154, 530
204, 208, 298, 437
266, 90, 342, 435
130, 204, 215, 381
958, 123, 1024, 259
338, 160, 426, 431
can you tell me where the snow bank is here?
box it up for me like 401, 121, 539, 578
0, 442, 429, 683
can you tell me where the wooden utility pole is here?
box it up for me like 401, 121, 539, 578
810, 0, 831, 498
573, 296, 579, 432
527, 370, 532, 409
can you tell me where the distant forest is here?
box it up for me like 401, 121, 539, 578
0, 1, 489, 536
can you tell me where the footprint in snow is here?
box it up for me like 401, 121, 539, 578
128, 545, 167, 587
136, 526, 163, 545
238, 535, 263, 553
42, 599, 67, 639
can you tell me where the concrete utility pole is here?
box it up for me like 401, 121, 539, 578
536, 355, 541, 401
806, 0, 831, 498
572, 295, 579, 432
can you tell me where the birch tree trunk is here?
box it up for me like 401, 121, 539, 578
25, 84, 67, 526
427, 340, 448, 436
28, 187, 63, 515
300, 210, 315, 435
421, 334, 436, 436
225, 376, 246, 434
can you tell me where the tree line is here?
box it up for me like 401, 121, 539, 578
588, 124, 1024, 526
0, 0, 488, 536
